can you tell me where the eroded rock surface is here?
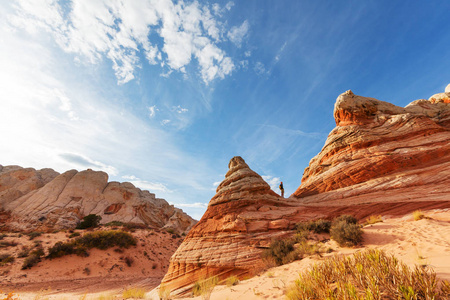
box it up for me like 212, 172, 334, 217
0, 166, 196, 234
293, 89, 450, 203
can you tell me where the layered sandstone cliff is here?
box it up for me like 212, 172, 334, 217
293, 88, 450, 204
0, 166, 196, 234
159, 87, 450, 298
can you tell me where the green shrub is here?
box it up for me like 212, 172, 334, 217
76, 214, 102, 229
26, 231, 42, 240
297, 219, 331, 234
0, 254, 14, 265
104, 221, 124, 227
21, 252, 42, 270
286, 249, 450, 300
330, 220, 363, 247
262, 239, 296, 266
332, 215, 357, 225
69, 232, 81, 238
47, 230, 136, 259
17, 247, 30, 258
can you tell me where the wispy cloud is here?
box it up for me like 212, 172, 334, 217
122, 175, 172, 193
170, 202, 207, 208
172, 105, 189, 114
60, 153, 118, 176
228, 20, 249, 47
262, 175, 281, 192
8, 0, 244, 85
148, 105, 158, 118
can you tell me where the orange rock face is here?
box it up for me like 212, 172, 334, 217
293, 89, 450, 201
160, 157, 300, 296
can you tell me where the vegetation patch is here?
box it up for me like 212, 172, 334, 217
192, 276, 219, 300
286, 249, 450, 300
26, 231, 42, 240
76, 214, 102, 229
330, 215, 363, 247
47, 230, 136, 259
364, 215, 383, 225
296, 219, 331, 234
122, 287, 146, 299
226, 275, 240, 287
413, 210, 425, 221
0, 254, 14, 265
21, 247, 44, 270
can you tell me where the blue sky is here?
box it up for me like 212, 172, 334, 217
1, 1, 450, 220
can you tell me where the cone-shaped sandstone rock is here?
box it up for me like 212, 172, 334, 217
160, 156, 300, 297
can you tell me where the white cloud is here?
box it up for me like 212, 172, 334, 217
170, 202, 207, 208
213, 181, 221, 187
254, 61, 268, 75
244, 50, 251, 57
172, 105, 188, 114
262, 175, 281, 192
161, 119, 171, 125
122, 175, 172, 193
8, 0, 240, 85
148, 105, 158, 118
228, 20, 249, 47
59, 153, 118, 175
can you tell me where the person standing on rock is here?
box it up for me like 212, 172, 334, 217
279, 181, 284, 198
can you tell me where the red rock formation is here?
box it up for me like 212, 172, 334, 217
293, 89, 450, 202
0, 166, 196, 234
160, 87, 450, 298
160, 157, 299, 296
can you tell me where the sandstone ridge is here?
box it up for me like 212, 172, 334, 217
0, 166, 196, 234
293, 87, 450, 203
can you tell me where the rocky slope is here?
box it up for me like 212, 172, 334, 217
0, 166, 196, 234
160, 86, 450, 297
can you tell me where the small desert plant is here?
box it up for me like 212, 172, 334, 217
69, 232, 81, 238
18, 247, 30, 258
262, 239, 296, 266
76, 214, 102, 229
0, 254, 14, 265
104, 221, 124, 227
0, 241, 18, 248
297, 219, 331, 234
159, 284, 171, 300
83, 267, 91, 275
330, 215, 363, 247
364, 215, 383, 225
226, 275, 240, 287
124, 256, 134, 267
285, 249, 450, 300
0, 234, 6, 240
332, 214, 357, 225
21, 253, 42, 270
0, 291, 19, 300
122, 287, 146, 299
192, 276, 219, 300
413, 210, 425, 221
27, 231, 43, 240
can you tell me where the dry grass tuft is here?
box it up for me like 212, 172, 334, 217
226, 275, 240, 287
192, 276, 219, 300
122, 287, 146, 299
364, 215, 383, 225
413, 210, 425, 221
158, 284, 172, 300
286, 249, 450, 300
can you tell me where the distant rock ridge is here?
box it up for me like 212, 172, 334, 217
159, 86, 450, 298
0, 166, 196, 234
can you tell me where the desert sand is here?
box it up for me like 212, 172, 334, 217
1, 209, 449, 299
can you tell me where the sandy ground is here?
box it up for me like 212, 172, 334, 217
164, 209, 450, 300
0, 227, 183, 299
2, 209, 449, 299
